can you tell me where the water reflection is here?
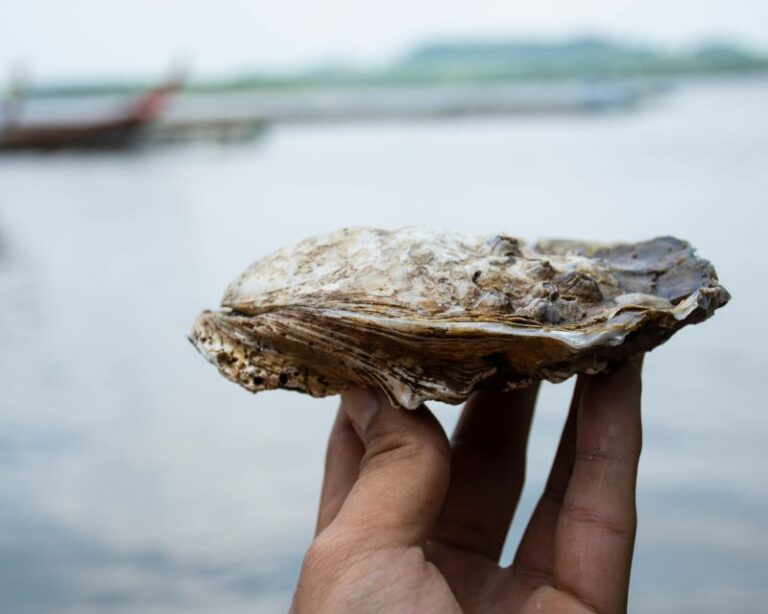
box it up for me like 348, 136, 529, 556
0, 517, 301, 612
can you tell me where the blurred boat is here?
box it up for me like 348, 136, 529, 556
0, 82, 178, 152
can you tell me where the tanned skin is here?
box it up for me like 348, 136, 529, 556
291, 359, 643, 614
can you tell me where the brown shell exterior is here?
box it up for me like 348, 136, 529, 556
190, 227, 729, 408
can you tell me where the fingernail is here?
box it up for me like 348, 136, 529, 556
340, 387, 382, 435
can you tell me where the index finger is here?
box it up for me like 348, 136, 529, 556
315, 405, 364, 535
552, 359, 643, 614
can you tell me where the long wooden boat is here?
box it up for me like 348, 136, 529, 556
0, 83, 177, 152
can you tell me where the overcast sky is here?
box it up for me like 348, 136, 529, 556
2, 0, 767, 82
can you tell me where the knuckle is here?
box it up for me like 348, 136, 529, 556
361, 426, 449, 473
574, 446, 627, 465
302, 531, 350, 575
574, 442, 641, 472
302, 539, 334, 576
560, 500, 636, 541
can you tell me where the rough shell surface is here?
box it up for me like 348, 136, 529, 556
190, 227, 729, 408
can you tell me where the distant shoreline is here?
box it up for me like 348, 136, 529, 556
12, 37, 768, 99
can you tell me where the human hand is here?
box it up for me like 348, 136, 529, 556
291, 359, 643, 613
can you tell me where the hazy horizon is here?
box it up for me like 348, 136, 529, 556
2, 0, 768, 85
5, 34, 768, 92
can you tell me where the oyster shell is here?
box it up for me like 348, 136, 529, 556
190, 227, 729, 409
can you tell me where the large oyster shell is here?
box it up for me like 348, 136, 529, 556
190, 227, 729, 409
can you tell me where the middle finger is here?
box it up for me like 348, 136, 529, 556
431, 383, 539, 561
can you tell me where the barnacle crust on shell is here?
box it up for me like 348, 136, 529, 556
190, 227, 730, 409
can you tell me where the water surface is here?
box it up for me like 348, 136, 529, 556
1, 77, 766, 613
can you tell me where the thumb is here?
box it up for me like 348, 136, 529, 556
332, 387, 451, 548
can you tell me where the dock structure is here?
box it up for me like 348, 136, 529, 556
155, 80, 656, 132
2, 80, 663, 147
149, 117, 266, 144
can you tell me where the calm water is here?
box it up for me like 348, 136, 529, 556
1, 77, 767, 613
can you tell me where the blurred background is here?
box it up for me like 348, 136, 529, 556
1, 1, 766, 612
